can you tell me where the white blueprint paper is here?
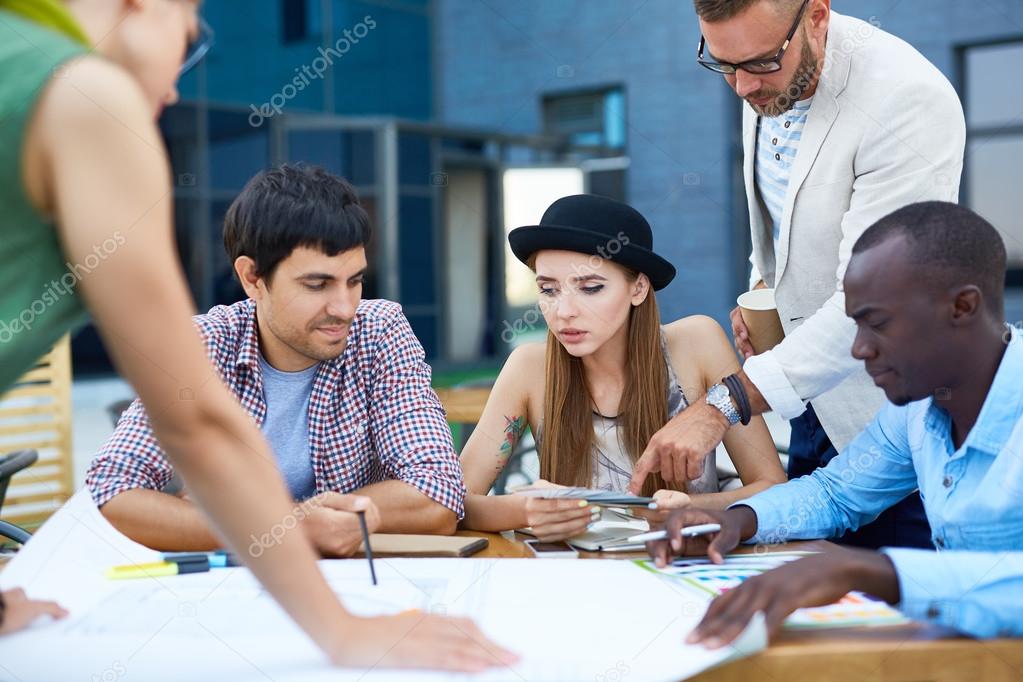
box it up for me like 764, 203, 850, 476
0, 490, 766, 681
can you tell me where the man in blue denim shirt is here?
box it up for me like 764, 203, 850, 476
649, 202, 1023, 645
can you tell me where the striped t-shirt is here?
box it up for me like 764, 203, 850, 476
754, 97, 814, 253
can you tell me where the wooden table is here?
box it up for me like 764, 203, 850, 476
456, 531, 1023, 682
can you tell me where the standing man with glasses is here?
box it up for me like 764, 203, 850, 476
631, 0, 965, 550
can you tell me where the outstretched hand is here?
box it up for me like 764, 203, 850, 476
629, 401, 730, 494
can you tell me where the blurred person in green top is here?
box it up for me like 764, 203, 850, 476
0, 0, 516, 672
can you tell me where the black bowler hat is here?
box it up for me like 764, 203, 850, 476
508, 194, 676, 290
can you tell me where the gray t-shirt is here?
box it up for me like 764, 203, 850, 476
259, 355, 318, 500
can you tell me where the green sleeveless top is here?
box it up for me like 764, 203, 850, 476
0, 9, 90, 393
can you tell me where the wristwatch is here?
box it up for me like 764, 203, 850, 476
705, 383, 740, 426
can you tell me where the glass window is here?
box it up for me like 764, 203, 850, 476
208, 110, 269, 192
542, 86, 626, 151
399, 133, 433, 186
160, 105, 201, 183
358, 195, 380, 300
288, 131, 344, 175
963, 40, 1023, 272
967, 137, 1023, 266
965, 42, 1023, 129
586, 167, 626, 202
281, 0, 308, 44
210, 200, 246, 307
398, 195, 436, 306
173, 197, 203, 304
501, 167, 585, 309
285, 130, 376, 185
344, 131, 377, 185
307, 0, 322, 41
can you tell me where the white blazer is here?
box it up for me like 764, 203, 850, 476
741, 11, 966, 452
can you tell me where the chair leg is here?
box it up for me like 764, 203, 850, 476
0, 520, 31, 545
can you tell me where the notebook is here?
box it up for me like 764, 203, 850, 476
355, 534, 489, 558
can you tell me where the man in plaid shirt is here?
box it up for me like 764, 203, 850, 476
86, 165, 466, 555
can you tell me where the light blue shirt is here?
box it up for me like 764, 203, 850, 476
259, 355, 318, 501
738, 328, 1023, 638
754, 97, 812, 251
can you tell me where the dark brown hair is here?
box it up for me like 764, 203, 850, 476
223, 164, 370, 283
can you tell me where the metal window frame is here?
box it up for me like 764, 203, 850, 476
954, 34, 1023, 284
540, 83, 628, 154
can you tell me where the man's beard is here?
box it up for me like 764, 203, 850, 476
746, 37, 820, 117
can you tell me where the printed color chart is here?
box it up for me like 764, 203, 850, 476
637, 551, 908, 629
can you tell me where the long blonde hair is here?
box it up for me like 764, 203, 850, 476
534, 260, 672, 497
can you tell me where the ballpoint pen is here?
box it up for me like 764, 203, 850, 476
626, 523, 722, 544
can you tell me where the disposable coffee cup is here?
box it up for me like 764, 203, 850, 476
737, 288, 784, 355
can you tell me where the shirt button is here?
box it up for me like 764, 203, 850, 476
926, 603, 941, 619
935, 537, 945, 548
772, 137, 778, 145
775, 153, 781, 161
943, 475, 953, 488
784, 121, 791, 128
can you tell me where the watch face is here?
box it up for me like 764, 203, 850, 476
708, 384, 728, 402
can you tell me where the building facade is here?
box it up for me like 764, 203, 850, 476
436, 0, 1023, 328
69, 0, 1023, 371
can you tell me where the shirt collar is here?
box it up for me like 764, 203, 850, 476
234, 299, 262, 372
925, 326, 1023, 456
234, 298, 354, 379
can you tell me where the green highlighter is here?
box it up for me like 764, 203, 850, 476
106, 551, 240, 579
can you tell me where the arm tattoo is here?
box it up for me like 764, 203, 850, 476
498, 415, 527, 467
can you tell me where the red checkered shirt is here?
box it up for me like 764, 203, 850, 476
86, 298, 465, 517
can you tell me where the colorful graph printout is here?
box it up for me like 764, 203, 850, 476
636, 551, 909, 629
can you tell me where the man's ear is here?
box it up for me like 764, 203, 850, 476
949, 285, 982, 327
807, 0, 831, 40
234, 256, 264, 300
631, 274, 652, 307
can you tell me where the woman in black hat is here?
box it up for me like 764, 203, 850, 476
459, 194, 785, 541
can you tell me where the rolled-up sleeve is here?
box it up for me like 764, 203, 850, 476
734, 402, 919, 544
881, 548, 1023, 638
743, 348, 811, 420
85, 398, 175, 507
368, 312, 466, 518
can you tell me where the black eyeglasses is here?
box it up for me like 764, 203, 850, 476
697, 0, 809, 75
180, 16, 214, 75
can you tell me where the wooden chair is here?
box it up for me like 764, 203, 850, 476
434, 386, 490, 426
0, 335, 74, 532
